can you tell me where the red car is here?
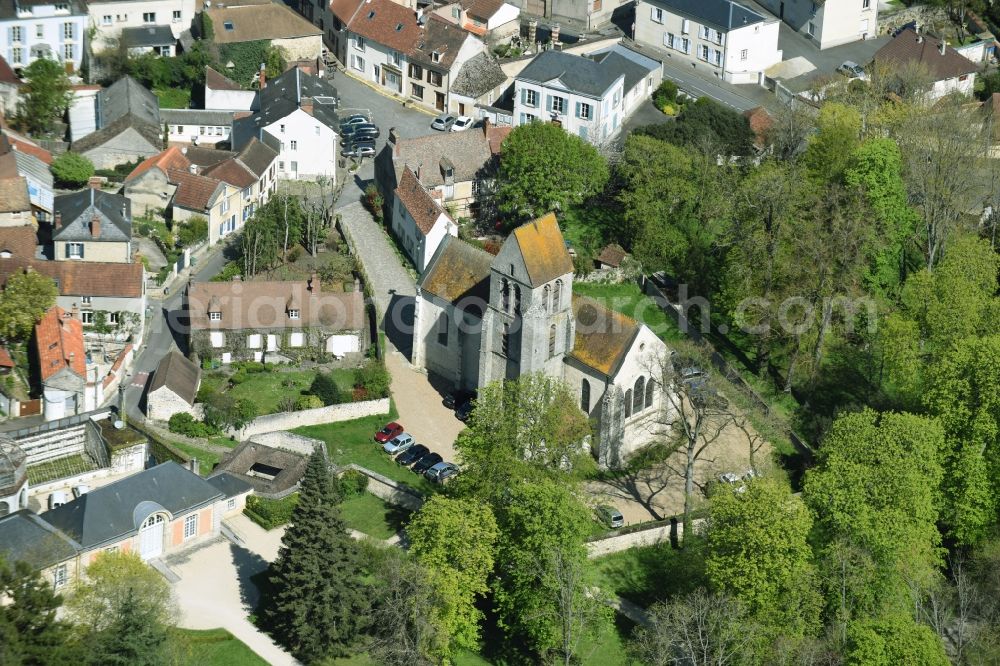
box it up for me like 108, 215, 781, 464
374, 422, 404, 443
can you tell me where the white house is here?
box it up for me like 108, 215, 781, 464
204, 66, 254, 111
433, 0, 520, 45
587, 44, 663, 118
872, 29, 977, 100
86, 0, 195, 53
635, 0, 781, 84
392, 165, 457, 273
146, 349, 201, 421
0, 0, 87, 73
755, 0, 876, 49
230, 66, 339, 181
161, 109, 234, 147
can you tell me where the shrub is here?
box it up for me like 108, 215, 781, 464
364, 184, 384, 222
652, 80, 678, 110
177, 217, 208, 247
167, 412, 217, 438
287, 246, 303, 263
51, 152, 95, 188
234, 361, 267, 373
354, 359, 390, 399
294, 394, 323, 411
310, 373, 342, 406
245, 494, 299, 530
212, 261, 242, 282
338, 469, 369, 498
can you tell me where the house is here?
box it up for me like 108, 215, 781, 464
212, 440, 311, 497
34, 306, 95, 420
0, 435, 29, 516
375, 120, 510, 219
120, 25, 176, 56
513, 48, 659, 144
594, 243, 626, 269
52, 188, 133, 263
168, 169, 241, 246
161, 109, 235, 147
122, 145, 192, 214
0, 55, 19, 117
755, 0, 876, 49
0, 177, 32, 226
392, 166, 458, 273
70, 76, 163, 169
635, 0, 780, 84
449, 51, 508, 118
146, 349, 201, 421
1, 127, 54, 166
871, 29, 978, 100
0, 133, 54, 223
0, 346, 14, 374
86, 0, 195, 53
186, 276, 367, 363
433, 0, 520, 45
206, 1, 323, 62
230, 66, 339, 181
0, 510, 81, 590
413, 213, 672, 467
0, 0, 88, 73
204, 66, 254, 111
200, 137, 279, 224
587, 44, 662, 118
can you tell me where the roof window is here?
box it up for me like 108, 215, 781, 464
223, 21, 234, 31
396, 22, 403, 31
367, 10, 375, 18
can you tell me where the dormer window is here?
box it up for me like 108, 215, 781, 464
209, 311, 221, 321
431, 51, 441, 63
288, 309, 300, 319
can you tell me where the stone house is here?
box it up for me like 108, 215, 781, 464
161, 109, 235, 147
33, 306, 94, 421
871, 29, 978, 100
70, 76, 163, 170
449, 51, 508, 119
168, 168, 241, 246
86, 0, 195, 53
186, 276, 367, 364
146, 349, 201, 421
0, 510, 82, 592
52, 188, 133, 264
0, 177, 32, 227
391, 165, 458, 273
204, 66, 255, 112
205, 2, 323, 62
122, 145, 192, 215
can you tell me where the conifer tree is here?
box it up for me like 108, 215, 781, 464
89, 588, 168, 666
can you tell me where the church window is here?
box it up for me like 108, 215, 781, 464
645, 378, 655, 408
624, 389, 633, 417
581, 379, 591, 413
549, 324, 557, 356
501, 323, 510, 356
437, 312, 449, 346
501, 279, 510, 311
514, 285, 522, 313
553, 280, 563, 310
543, 285, 551, 313
634, 377, 645, 413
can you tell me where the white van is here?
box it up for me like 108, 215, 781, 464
48, 491, 67, 510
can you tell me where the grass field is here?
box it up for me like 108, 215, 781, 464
169, 441, 222, 475
211, 367, 357, 415
574, 281, 685, 343
340, 492, 411, 540
154, 87, 191, 109
172, 628, 269, 665
589, 539, 707, 608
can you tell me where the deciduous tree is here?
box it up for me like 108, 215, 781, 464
0, 269, 57, 342
16, 58, 72, 136
367, 548, 440, 666
51, 153, 96, 188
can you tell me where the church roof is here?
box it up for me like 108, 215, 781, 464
419, 235, 493, 310
570, 295, 640, 377
508, 213, 575, 287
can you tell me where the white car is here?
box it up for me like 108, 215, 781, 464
383, 433, 415, 456
450, 116, 474, 132
836, 61, 867, 80
48, 491, 67, 509
72, 484, 90, 498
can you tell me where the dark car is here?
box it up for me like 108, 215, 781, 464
374, 421, 404, 443
412, 452, 443, 474
455, 399, 474, 422
395, 444, 429, 466
341, 123, 379, 140
443, 390, 475, 410
425, 462, 459, 484
339, 114, 369, 129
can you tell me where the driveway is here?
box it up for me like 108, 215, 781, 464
168, 514, 297, 665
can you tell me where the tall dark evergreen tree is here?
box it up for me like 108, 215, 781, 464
0, 557, 79, 665
258, 446, 369, 661
88, 588, 168, 666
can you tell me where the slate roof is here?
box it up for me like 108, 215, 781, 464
0, 510, 81, 570
187, 278, 365, 331
516, 50, 623, 98
570, 295, 640, 376
40, 462, 223, 549
391, 124, 505, 188
148, 350, 200, 406
206, 471, 254, 498
872, 29, 978, 81
125, 145, 192, 183
53, 188, 131, 242
168, 169, 225, 211
71, 114, 162, 155
35, 306, 86, 382
509, 213, 574, 287
231, 67, 340, 151
205, 66, 245, 92
651, 0, 765, 31
208, 3, 321, 43
183, 146, 235, 168
213, 441, 309, 495
589, 44, 661, 92
0, 259, 145, 298
71, 76, 162, 154
0, 177, 30, 213
121, 25, 176, 48
160, 109, 236, 126
419, 234, 493, 310
451, 52, 507, 98
395, 166, 451, 235
234, 138, 278, 178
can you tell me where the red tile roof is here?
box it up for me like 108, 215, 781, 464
486, 125, 512, 154
462, 0, 506, 19
205, 66, 245, 92
126, 146, 192, 182
0, 257, 144, 298
0, 346, 13, 368
1, 128, 53, 165
0, 177, 30, 213
596, 243, 626, 268
873, 29, 977, 81
168, 169, 225, 211
0, 56, 19, 86
347, 0, 424, 54
0, 226, 38, 258
395, 166, 451, 235
744, 106, 772, 149
202, 157, 256, 189
330, 0, 365, 22
35, 307, 86, 382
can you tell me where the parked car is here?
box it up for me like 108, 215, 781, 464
431, 113, 458, 131
425, 461, 459, 483
341, 123, 379, 141
375, 421, 405, 443
596, 504, 624, 529
450, 116, 474, 132
48, 491, 67, 510
342, 141, 377, 158
837, 61, 866, 80
412, 452, 444, 474
339, 114, 370, 129
456, 398, 475, 422
443, 390, 476, 410
395, 444, 429, 466
72, 484, 89, 499
383, 433, 415, 455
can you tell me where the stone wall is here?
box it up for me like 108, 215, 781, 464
230, 397, 390, 439
343, 464, 424, 512
248, 431, 325, 457
585, 518, 706, 558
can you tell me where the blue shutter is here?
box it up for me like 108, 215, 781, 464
64, 243, 70, 259
575, 101, 581, 118
546, 95, 552, 112
520, 88, 526, 104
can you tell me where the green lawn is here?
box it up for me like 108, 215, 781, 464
169, 441, 221, 476
589, 539, 707, 608
340, 492, 411, 540
172, 628, 269, 665
574, 281, 685, 343
218, 367, 356, 415
155, 87, 191, 109
295, 411, 438, 495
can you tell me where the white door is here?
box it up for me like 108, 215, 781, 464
139, 514, 165, 560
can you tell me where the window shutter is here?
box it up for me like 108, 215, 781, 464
575, 101, 580, 118
546, 95, 552, 112
520, 88, 526, 104
650, 6, 656, 19
682, 18, 689, 33
79, 244, 84, 259
64, 243, 70, 259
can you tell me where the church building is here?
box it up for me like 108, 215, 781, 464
413, 213, 672, 467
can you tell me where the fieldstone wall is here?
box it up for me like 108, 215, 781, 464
343, 464, 424, 512
229, 397, 391, 440
248, 431, 325, 457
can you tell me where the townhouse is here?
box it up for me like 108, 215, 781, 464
52, 188, 133, 264
872, 28, 977, 100
86, 0, 194, 53
391, 165, 457, 273
0, 0, 87, 73
755, 0, 877, 49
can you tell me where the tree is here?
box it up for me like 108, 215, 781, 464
706, 478, 821, 639
202, 393, 257, 431
16, 58, 73, 136
258, 447, 369, 661
88, 588, 169, 666
364, 549, 440, 666
453, 373, 592, 506
635, 97, 756, 156
630, 589, 762, 666
51, 153, 96, 188
845, 613, 949, 666
0, 269, 57, 342
802, 103, 861, 182
0, 557, 78, 665
496, 122, 609, 222
407, 496, 498, 660
803, 410, 944, 620
66, 552, 176, 635
309, 372, 342, 405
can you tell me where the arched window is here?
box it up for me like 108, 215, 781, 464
501, 279, 510, 311
549, 324, 557, 356
581, 379, 591, 413
513, 284, 522, 313
553, 280, 563, 311
501, 323, 510, 356
634, 377, 645, 413
543, 284, 551, 313
645, 379, 655, 408
624, 389, 633, 418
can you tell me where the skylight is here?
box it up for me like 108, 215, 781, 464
223, 21, 234, 31
367, 10, 375, 18
395, 22, 403, 31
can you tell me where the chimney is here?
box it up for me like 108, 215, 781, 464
189, 457, 200, 475
388, 127, 399, 145
939, 39, 946, 55
90, 215, 100, 238
181, 146, 188, 155
482, 116, 491, 136
121, 203, 127, 220
528, 18, 538, 45
87, 176, 101, 189
188, 163, 198, 174
54, 212, 62, 229
416, 163, 422, 182
258, 62, 266, 89
551, 23, 561, 44
301, 96, 314, 115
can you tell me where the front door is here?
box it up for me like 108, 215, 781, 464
373, 65, 380, 84
139, 514, 165, 560
435, 92, 445, 111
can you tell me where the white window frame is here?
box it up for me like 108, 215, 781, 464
173, 9, 182, 21
68, 242, 84, 259
142, 11, 155, 23
35, 23, 43, 37
741, 49, 748, 60
81, 311, 93, 324
11, 47, 22, 65
651, 6, 663, 23
288, 309, 300, 320
53, 564, 67, 588
355, 35, 366, 51
578, 102, 592, 120
525, 88, 537, 107
63, 44, 73, 60
664, 32, 674, 49
227, 498, 236, 510
681, 18, 690, 34
551, 96, 565, 114
290, 140, 298, 150
183, 514, 197, 539
10, 26, 22, 43
209, 311, 222, 321
63, 22, 73, 39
